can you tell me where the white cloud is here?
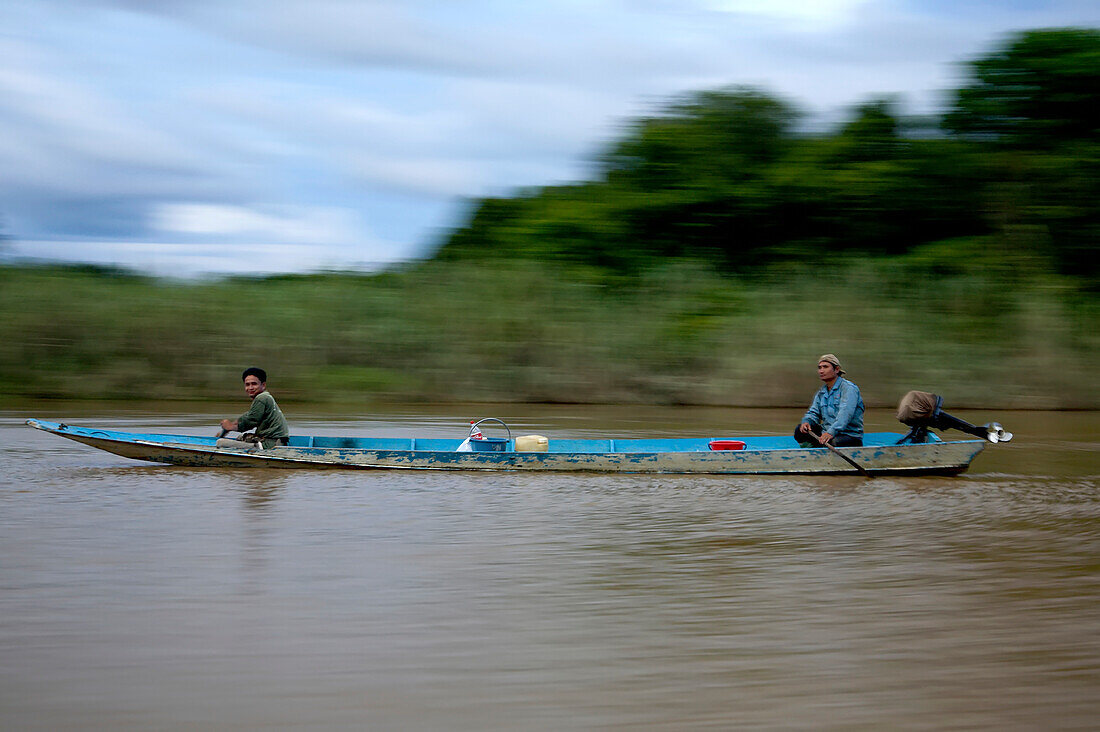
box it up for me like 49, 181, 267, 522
153, 203, 363, 247
703, 0, 868, 26
2, 0, 1098, 276
339, 156, 483, 198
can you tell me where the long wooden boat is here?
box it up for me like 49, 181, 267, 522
25, 418, 988, 475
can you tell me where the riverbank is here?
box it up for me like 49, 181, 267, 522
2, 251, 1097, 409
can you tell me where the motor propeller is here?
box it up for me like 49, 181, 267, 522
985, 422, 1013, 443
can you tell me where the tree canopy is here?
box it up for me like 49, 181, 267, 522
435, 29, 1099, 283
944, 28, 1100, 146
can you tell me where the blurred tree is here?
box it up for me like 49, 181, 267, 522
435, 197, 527, 261
944, 28, 1100, 146
945, 28, 1099, 282
601, 87, 798, 190
781, 100, 990, 256
833, 98, 904, 162
435, 31, 1097, 283
596, 87, 800, 268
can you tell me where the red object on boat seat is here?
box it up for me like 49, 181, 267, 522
709, 440, 746, 451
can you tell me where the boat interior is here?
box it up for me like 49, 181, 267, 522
28, 421, 947, 453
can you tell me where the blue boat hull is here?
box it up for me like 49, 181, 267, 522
26, 419, 986, 476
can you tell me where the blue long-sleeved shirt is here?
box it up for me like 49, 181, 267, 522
801, 376, 864, 438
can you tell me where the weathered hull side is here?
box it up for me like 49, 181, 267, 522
26, 420, 985, 475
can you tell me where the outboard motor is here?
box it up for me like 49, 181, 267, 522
896, 391, 1012, 444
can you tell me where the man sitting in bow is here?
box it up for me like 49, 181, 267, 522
217, 367, 289, 451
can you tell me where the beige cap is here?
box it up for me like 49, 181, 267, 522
818, 353, 845, 375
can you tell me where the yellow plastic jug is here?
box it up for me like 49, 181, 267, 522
515, 435, 549, 452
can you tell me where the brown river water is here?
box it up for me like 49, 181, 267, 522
2, 405, 1098, 730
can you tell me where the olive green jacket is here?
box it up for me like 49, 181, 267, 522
237, 391, 289, 449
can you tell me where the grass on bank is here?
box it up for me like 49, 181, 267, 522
1, 239, 1097, 409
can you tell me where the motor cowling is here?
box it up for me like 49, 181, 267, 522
896, 390, 943, 427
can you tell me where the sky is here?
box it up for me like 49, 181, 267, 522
1, 0, 1097, 277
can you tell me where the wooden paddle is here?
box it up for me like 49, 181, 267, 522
824, 441, 870, 477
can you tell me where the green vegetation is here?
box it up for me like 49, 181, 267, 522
440, 29, 1099, 284
2, 248, 1096, 408
2, 29, 1097, 408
